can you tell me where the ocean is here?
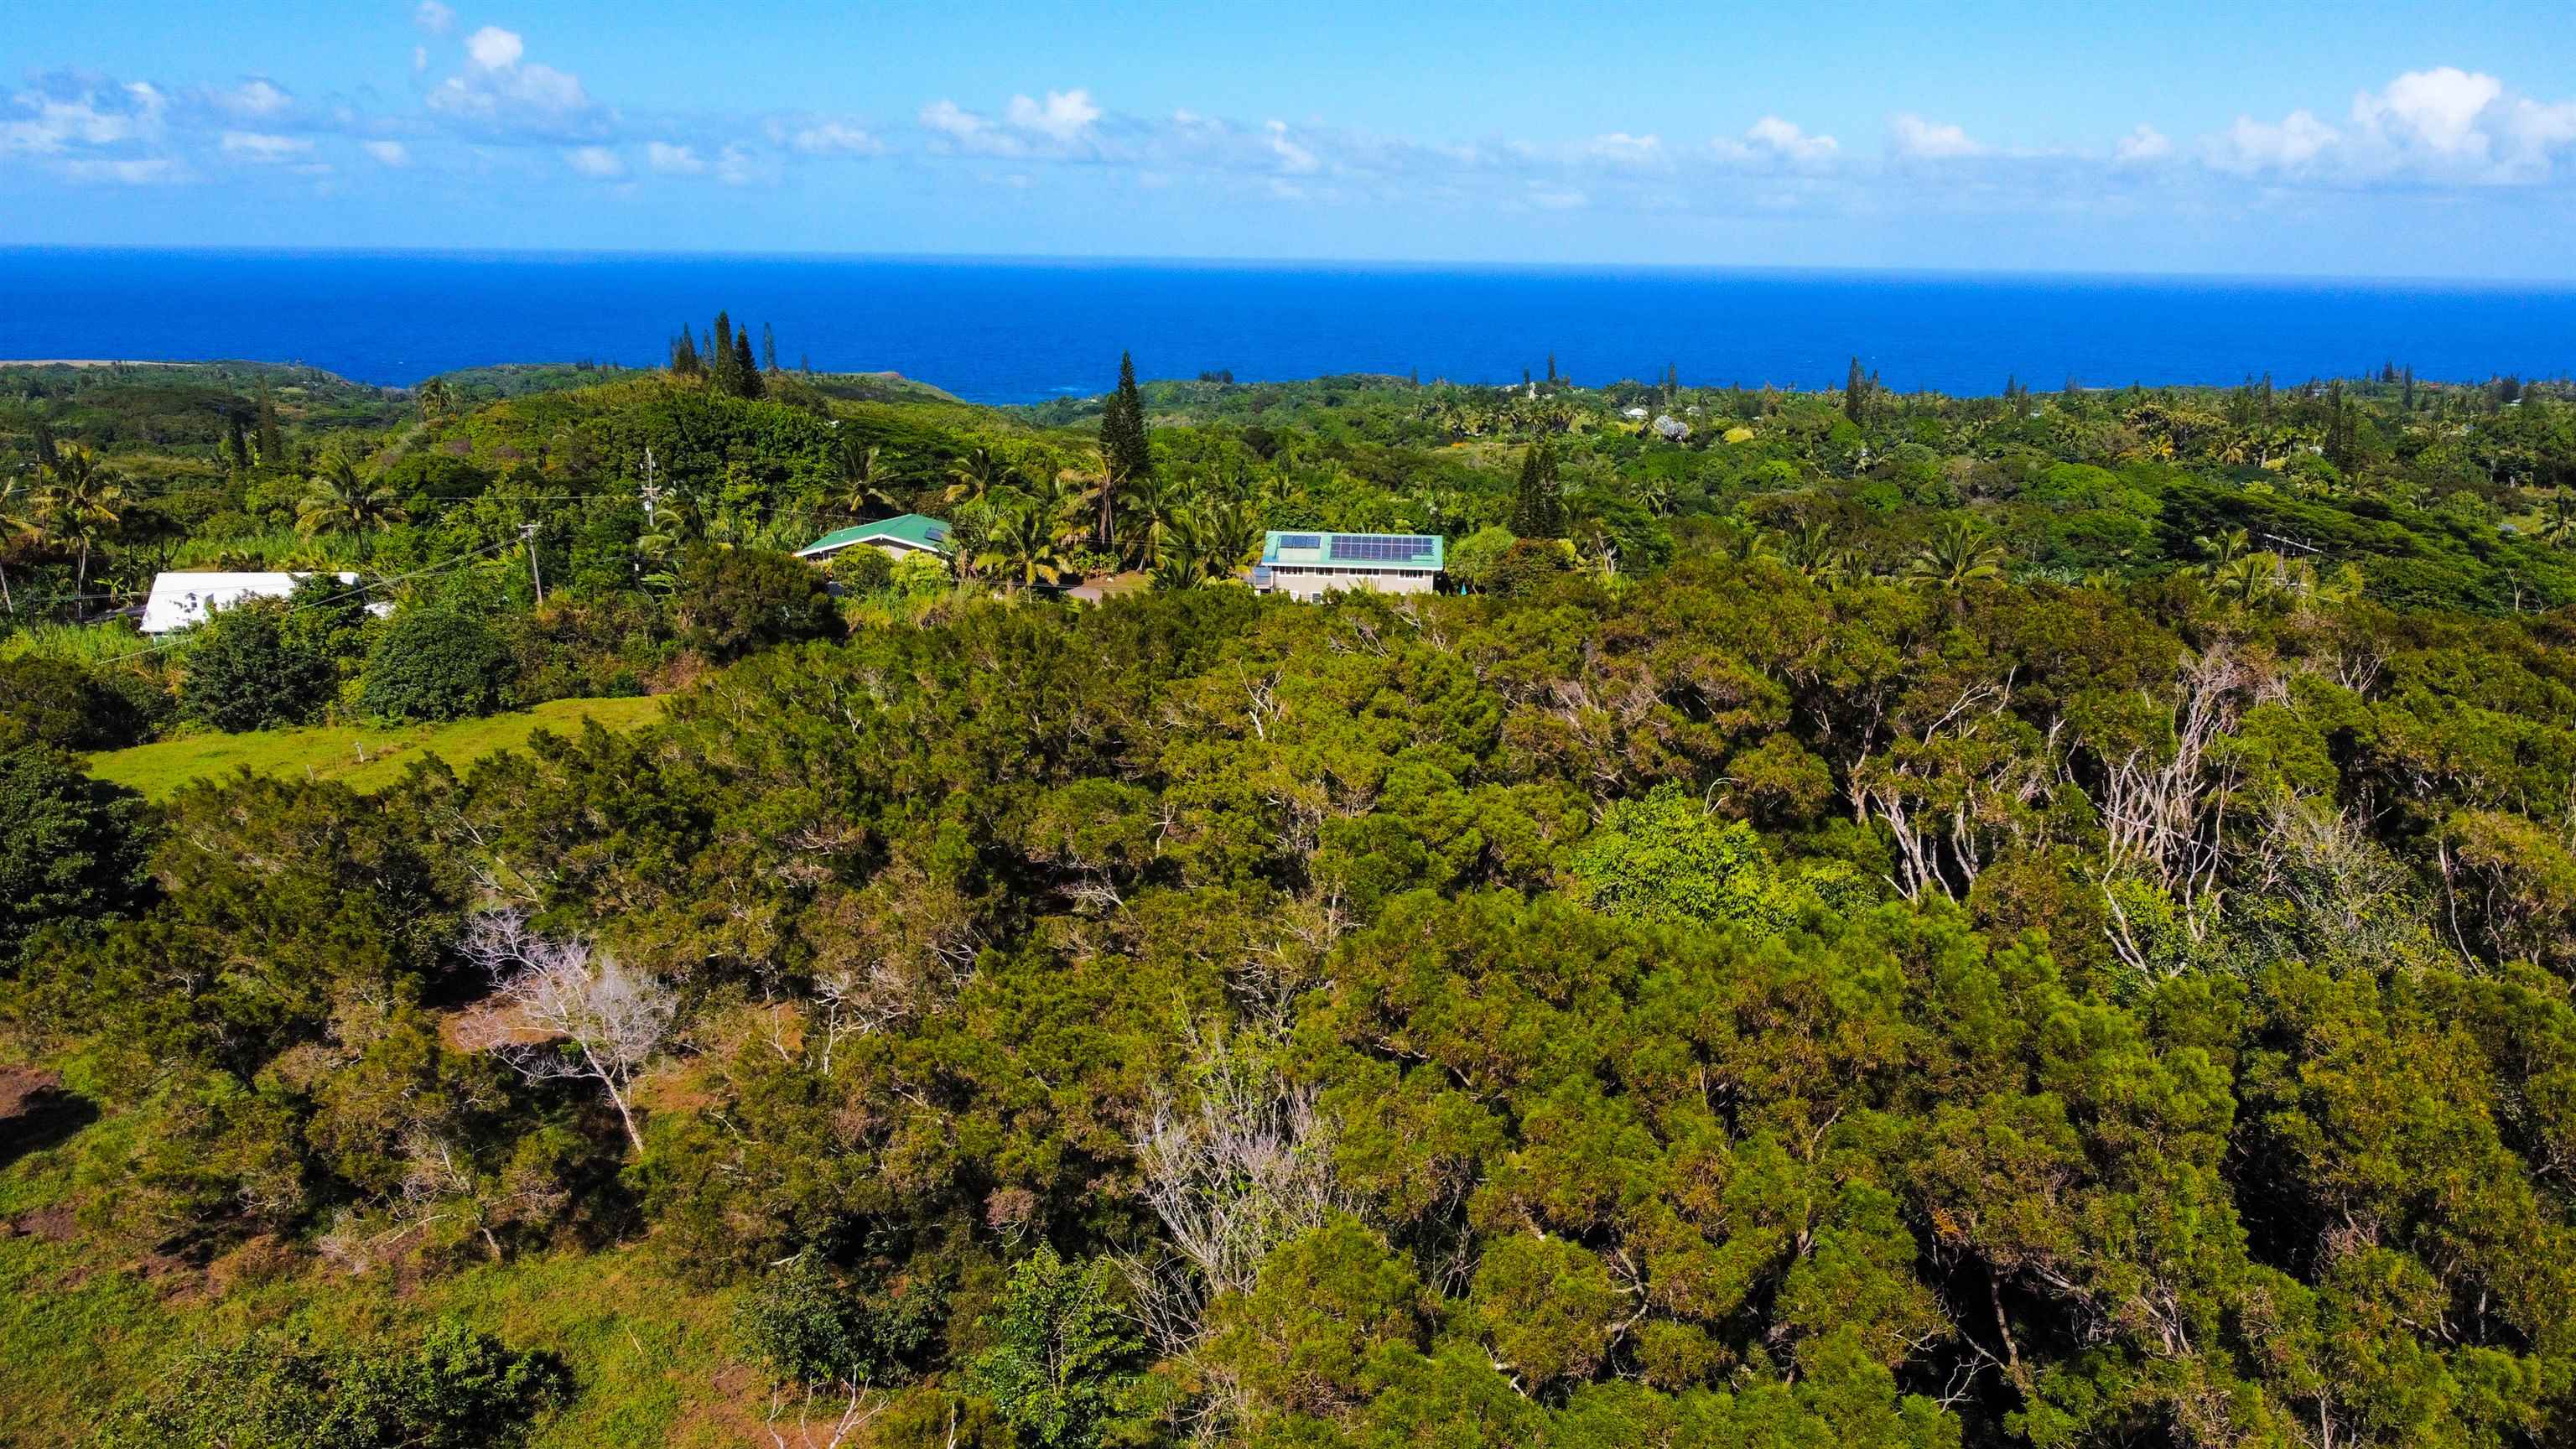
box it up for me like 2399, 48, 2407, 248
3, 247, 2572, 404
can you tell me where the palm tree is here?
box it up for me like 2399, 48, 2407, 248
298, 458, 408, 558
0, 471, 34, 615
33, 447, 124, 619
943, 446, 1012, 506
1077, 448, 1126, 554
979, 501, 1072, 590
2211, 552, 2280, 607
836, 439, 898, 518
1772, 520, 1846, 583
1120, 473, 1187, 570
2539, 493, 2576, 548
1906, 519, 2006, 590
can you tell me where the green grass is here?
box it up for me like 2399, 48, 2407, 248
85, 695, 667, 801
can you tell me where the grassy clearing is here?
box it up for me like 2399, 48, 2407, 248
85, 694, 666, 801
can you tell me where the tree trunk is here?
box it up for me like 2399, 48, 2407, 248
605, 1083, 645, 1155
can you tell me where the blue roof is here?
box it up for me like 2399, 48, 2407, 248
1260, 531, 1445, 571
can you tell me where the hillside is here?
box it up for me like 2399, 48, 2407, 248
5, 349, 2576, 1448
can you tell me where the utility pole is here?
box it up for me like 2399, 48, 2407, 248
639, 447, 663, 526
521, 522, 545, 605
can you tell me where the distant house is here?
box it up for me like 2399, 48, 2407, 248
1250, 532, 1444, 600
796, 513, 953, 562
140, 570, 365, 635
1622, 406, 1650, 420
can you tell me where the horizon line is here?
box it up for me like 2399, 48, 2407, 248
4, 242, 2574, 293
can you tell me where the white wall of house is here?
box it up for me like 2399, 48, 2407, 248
1261, 566, 1437, 600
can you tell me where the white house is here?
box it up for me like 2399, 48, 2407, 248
1250, 532, 1445, 600
140, 571, 363, 634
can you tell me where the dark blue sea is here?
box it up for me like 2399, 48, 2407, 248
3, 247, 2572, 403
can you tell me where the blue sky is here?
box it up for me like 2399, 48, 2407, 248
6, 0, 2576, 277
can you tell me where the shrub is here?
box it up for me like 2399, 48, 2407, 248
362, 605, 513, 722
828, 546, 894, 593
673, 545, 841, 661
1445, 526, 1517, 592
735, 1256, 940, 1390
1486, 538, 1574, 599
0, 654, 156, 750
110, 1319, 570, 1449
890, 549, 951, 593
179, 598, 335, 731
0, 744, 147, 961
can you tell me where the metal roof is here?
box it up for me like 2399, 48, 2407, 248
797, 513, 953, 558
140, 571, 361, 634
1259, 531, 1445, 571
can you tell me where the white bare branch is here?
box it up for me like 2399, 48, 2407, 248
459, 910, 676, 1155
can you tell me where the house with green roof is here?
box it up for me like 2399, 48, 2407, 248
796, 513, 953, 562
1251, 531, 1445, 600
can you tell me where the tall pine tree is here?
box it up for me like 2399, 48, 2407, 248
1101, 351, 1152, 486
711, 313, 740, 396
1509, 439, 1565, 538
255, 378, 283, 467
733, 330, 763, 399
223, 410, 251, 474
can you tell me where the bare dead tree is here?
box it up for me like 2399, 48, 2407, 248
458, 911, 676, 1155
1121, 1020, 1353, 1358
765, 1381, 886, 1449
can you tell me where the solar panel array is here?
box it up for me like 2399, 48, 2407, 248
1278, 533, 1322, 550
1332, 534, 1436, 564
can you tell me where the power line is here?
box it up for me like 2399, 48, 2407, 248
91, 538, 520, 665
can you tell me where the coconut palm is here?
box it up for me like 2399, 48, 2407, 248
1772, 520, 1846, 583
33, 447, 125, 619
2539, 492, 2576, 548
1120, 472, 1188, 570
0, 471, 34, 615
943, 445, 1012, 506
2211, 552, 2283, 607
1906, 519, 2007, 589
1074, 448, 1126, 554
835, 439, 898, 518
298, 458, 408, 558
979, 501, 1073, 590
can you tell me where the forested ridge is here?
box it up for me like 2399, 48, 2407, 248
6, 350, 2576, 1447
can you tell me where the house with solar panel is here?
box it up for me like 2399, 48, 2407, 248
794, 513, 953, 563
1251, 531, 1445, 600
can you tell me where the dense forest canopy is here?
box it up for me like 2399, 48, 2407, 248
5, 342, 2576, 1447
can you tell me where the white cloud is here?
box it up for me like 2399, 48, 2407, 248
414, 1, 455, 34
715, 144, 776, 185
1004, 88, 1099, 143
647, 141, 704, 174
64, 155, 179, 184
2355, 66, 2501, 158
920, 99, 987, 143
2116, 124, 2173, 163
1585, 132, 1664, 169
1525, 184, 1588, 211
564, 144, 623, 178
1890, 113, 1983, 159
427, 27, 595, 138
221, 79, 292, 117
466, 26, 525, 70
362, 139, 410, 167
221, 129, 311, 161
2207, 108, 2339, 174
783, 120, 881, 156
1751, 116, 1834, 163
1265, 120, 1319, 174
2, 78, 167, 155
